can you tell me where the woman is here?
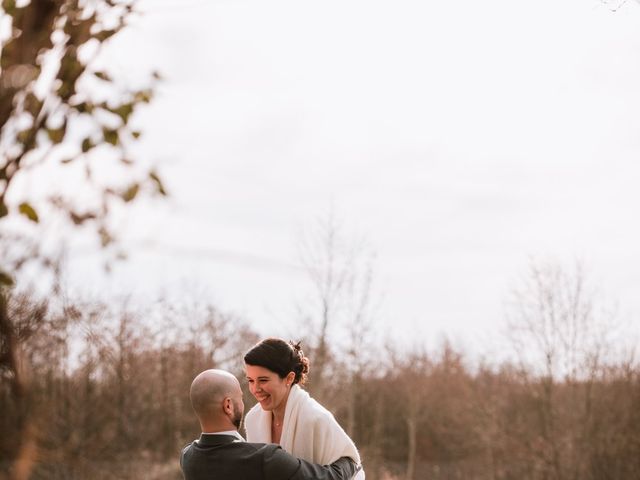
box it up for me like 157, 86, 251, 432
244, 338, 365, 479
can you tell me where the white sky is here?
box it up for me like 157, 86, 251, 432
59, 0, 640, 352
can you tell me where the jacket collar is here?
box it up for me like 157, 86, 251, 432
197, 431, 245, 446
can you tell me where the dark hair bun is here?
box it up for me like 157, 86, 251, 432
289, 341, 310, 385
244, 338, 310, 385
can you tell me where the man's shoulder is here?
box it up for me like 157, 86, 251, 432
181, 440, 289, 480
182, 437, 274, 452
180, 440, 196, 469
245, 441, 281, 456
241, 443, 299, 471
181, 440, 196, 457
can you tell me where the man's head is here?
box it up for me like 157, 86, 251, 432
190, 369, 244, 432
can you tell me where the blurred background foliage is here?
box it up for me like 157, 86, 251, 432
1, 253, 639, 480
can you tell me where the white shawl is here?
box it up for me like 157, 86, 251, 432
244, 385, 364, 478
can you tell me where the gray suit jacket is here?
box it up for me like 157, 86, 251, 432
180, 433, 359, 480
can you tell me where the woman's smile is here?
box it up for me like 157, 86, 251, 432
256, 393, 270, 403
245, 364, 291, 413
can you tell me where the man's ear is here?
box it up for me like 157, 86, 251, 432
223, 397, 232, 414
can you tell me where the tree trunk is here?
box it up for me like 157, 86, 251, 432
346, 372, 358, 437
0, 292, 37, 480
406, 416, 417, 480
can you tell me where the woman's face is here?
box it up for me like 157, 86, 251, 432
245, 364, 293, 413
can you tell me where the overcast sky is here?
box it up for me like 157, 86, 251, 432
62, 0, 640, 351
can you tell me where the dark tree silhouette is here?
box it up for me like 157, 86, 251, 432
1, 2, 164, 478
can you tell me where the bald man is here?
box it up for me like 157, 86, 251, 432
180, 369, 360, 480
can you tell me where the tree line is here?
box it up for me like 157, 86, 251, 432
1, 261, 639, 480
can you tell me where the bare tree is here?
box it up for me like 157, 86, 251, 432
296, 211, 350, 396
385, 344, 433, 480
505, 259, 616, 480
343, 252, 379, 437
